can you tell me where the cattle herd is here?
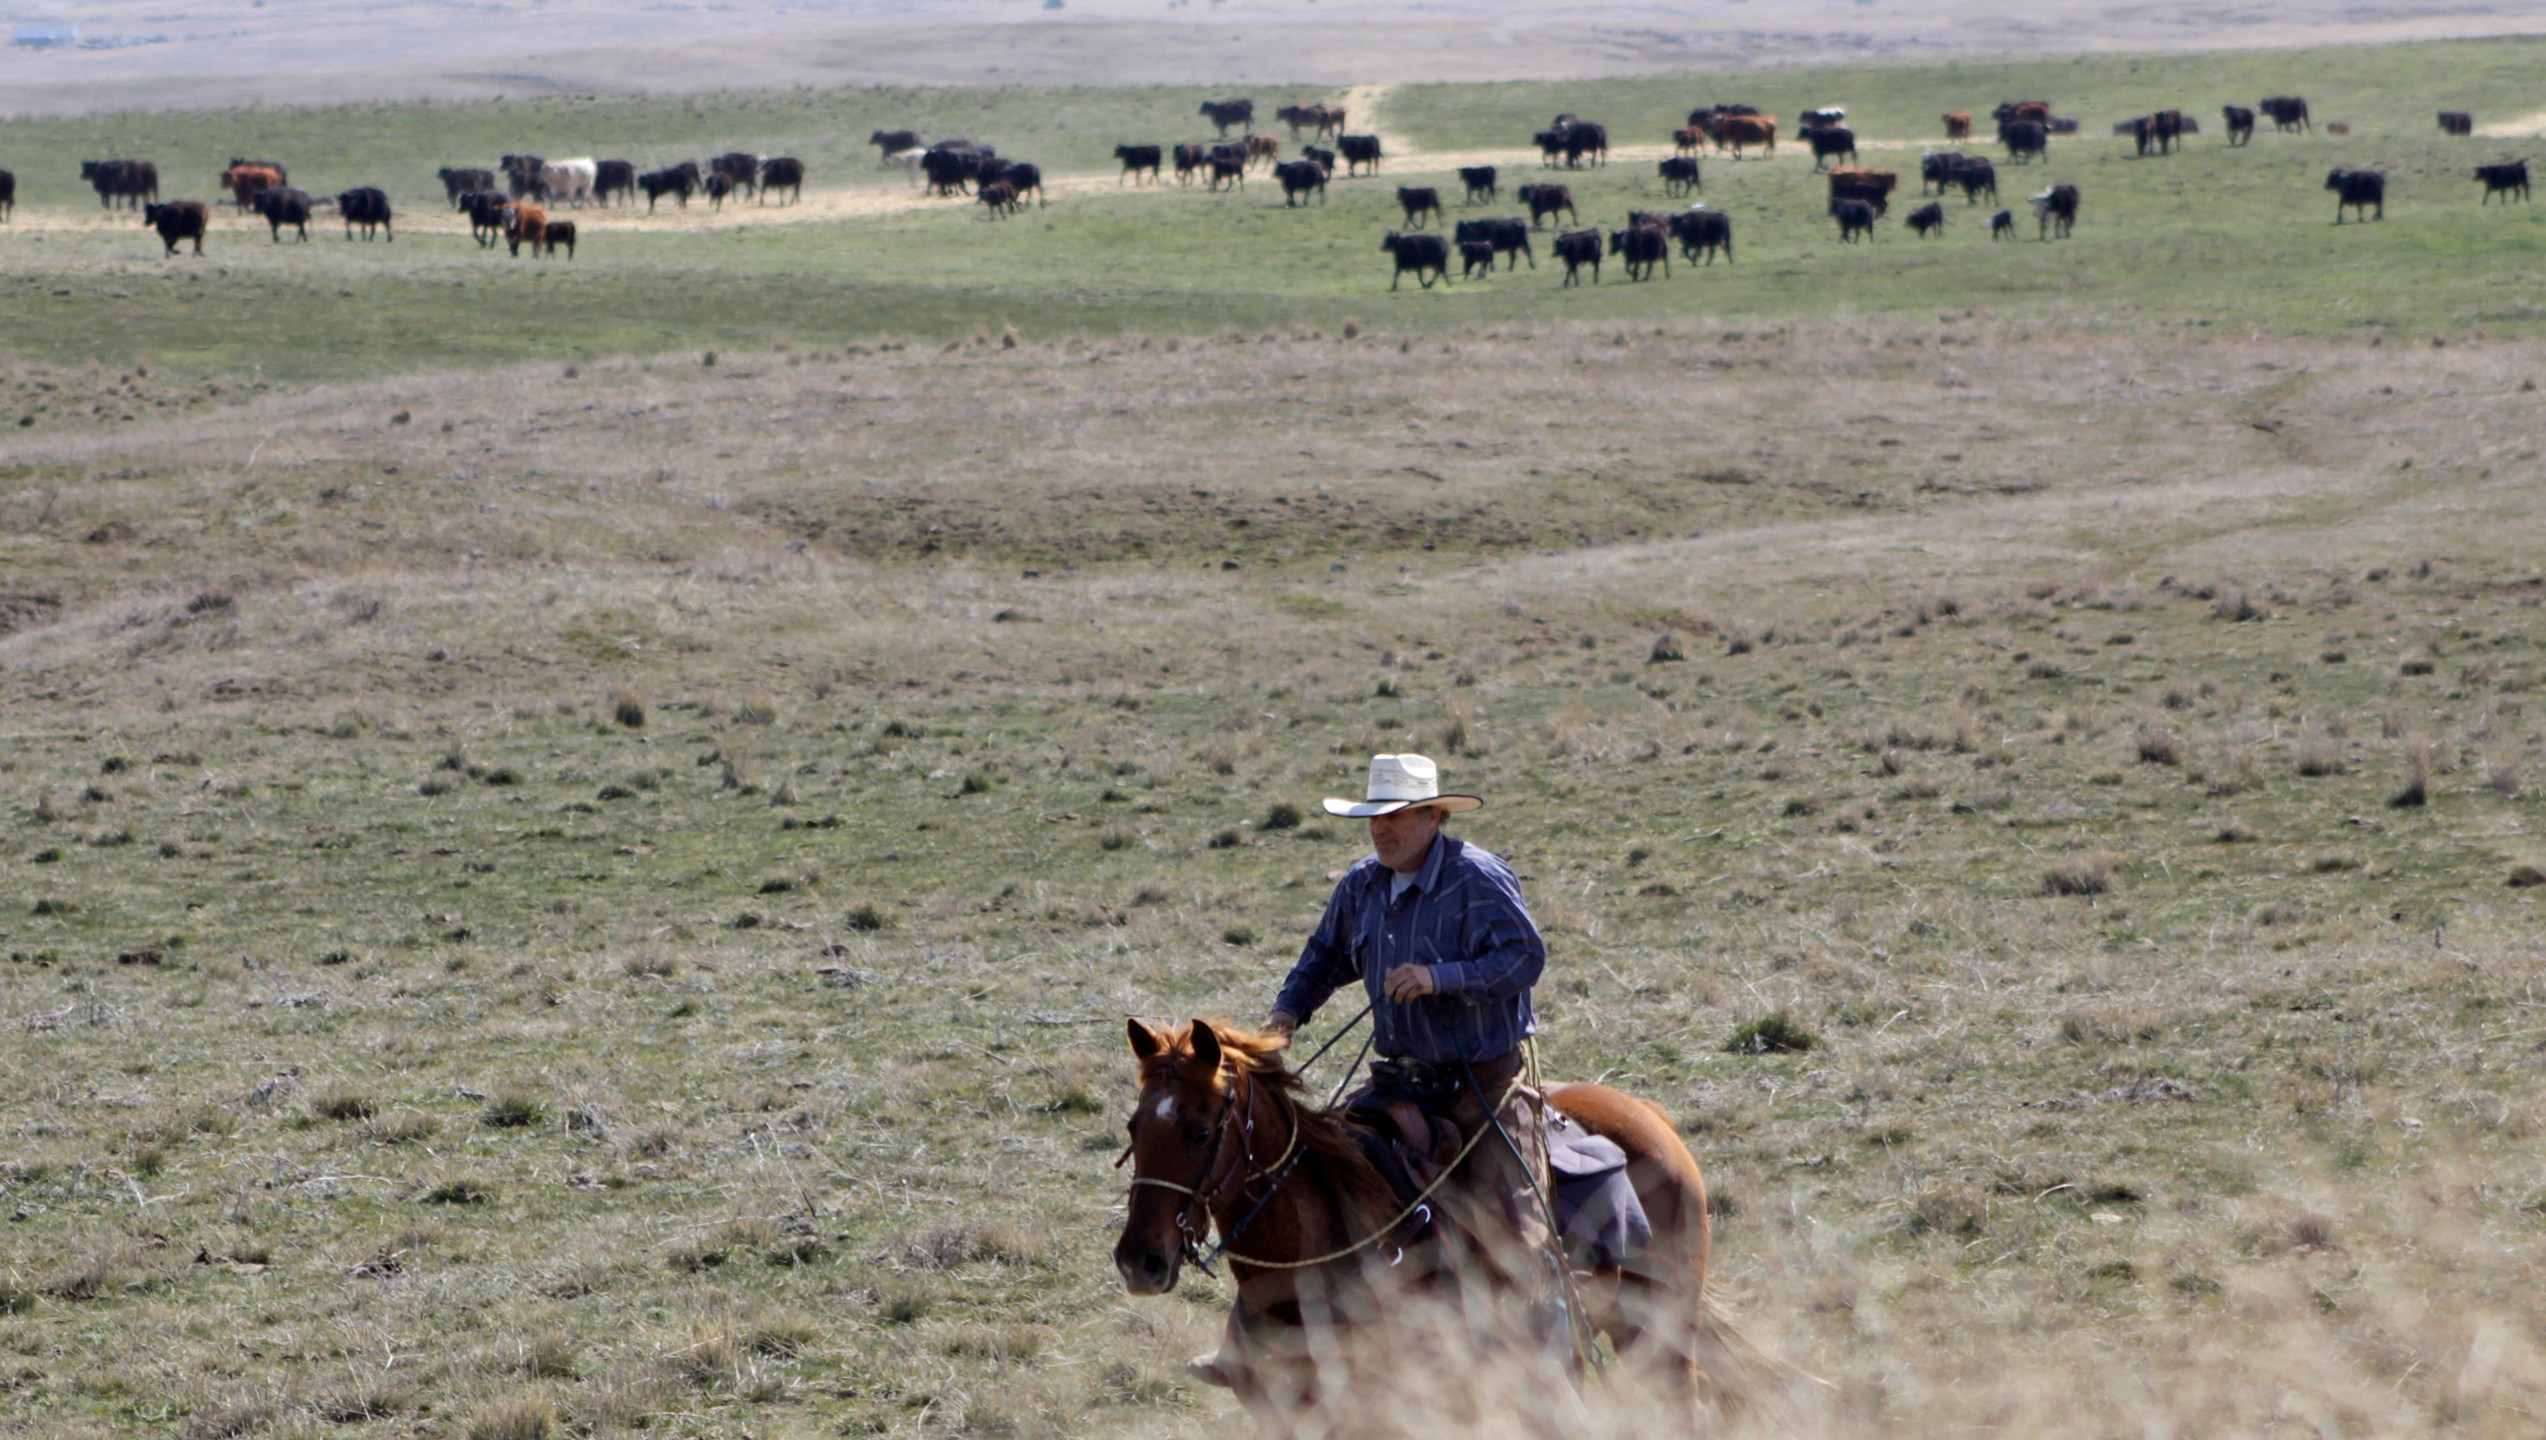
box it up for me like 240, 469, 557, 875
0, 85, 2528, 291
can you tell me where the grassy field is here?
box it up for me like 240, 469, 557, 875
1, 38, 2544, 390
10, 32, 2546, 1440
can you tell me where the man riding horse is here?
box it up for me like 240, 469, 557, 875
1190, 752, 1563, 1385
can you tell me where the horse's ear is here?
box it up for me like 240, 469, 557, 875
1128, 1017, 1164, 1060
1187, 1019, 1223, 1076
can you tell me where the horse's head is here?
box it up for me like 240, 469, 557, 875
1113, 1017, 1251, 1295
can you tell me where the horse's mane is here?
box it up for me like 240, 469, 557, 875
1144, 1020, 1400, 1225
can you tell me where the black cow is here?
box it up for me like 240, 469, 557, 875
1517, 182, 1575, 227
84, 159, 159, 209
1553, 228, 1602, 286
1338, 134, 1383, 176
1305, 145, 1337, 174
1920, 152, 1966, 194
142, 200, 207, 255
2001, 120, 2049, 164
1956, 157, 1998, 205
0, 168, 11, 222
704, 172, 735, 209
2261, 96, 2311, 132
1200, 99, 1254, 136
1801, 106, 1846, 129
1669, 207, 1733, 264
2223, 105, 2256, 147
2033, 182, 2081, 238
2326, 168, 2384, 223
871, 128, 921, 157
1274, 159, 1329, 206
1989, 208, 2016, 240
1558, 119, 1608, 168
1396, 186, 1443, 227
1460, 240, 1497, 278
1803, 125, 1857, 169
544, 218, 577, 259
709, 152, 760, 199
1609, 223, 1669, 281
999, 161, 1043, 207
1115, 144, 1163, 184
1381, 231, 1450, 290
1208, 157, 1245, 190
499, 154, 545, 199
1831, 197, 1877, 243
338, 187, 393, 241
1459, 165, 1497, 203
1172, 143, 1209, 185
2477, 161, 2531, 204
1659, 156, 1702, 197
253, 186, 314, 242
2439, 111, 2475, 137
462, 190, 512, 246
922, 150, 974, 196
1906, 200, 1947, 238
639, 168, 694, 211
594, 160, 636, 206
1453, 216, 1533, 270
759, 156, 806, 205
440, 166, 496, 205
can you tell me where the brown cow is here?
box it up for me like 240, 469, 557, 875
1826, 167, 1900, 215
1996, 100, 2052, 125
1709, 114, 1777, 157
1243, 133, 1281, 168
1673, 125, 1707, 155
222, 163, 281, 211
506, 203, 549, 256
1943, 111, 1973, 140
143, 200, 208, 255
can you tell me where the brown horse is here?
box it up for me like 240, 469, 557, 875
1114, 1018, 1776, 1431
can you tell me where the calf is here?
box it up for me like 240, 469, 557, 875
337, 187, 393, 241
1659, 155, 1702, 197
1454, 216, 1533, 270
1517, 182, 1575, 227
1553, 227, 1602, 286
1831, 197, 1878, 243
1208, 157, 1246, 190
1460, 240, 1497, 278
759, 156, 806, 205
1244, 133, 1281, 168
2223, 105, 2256, 147
542, 218, 576, 259
1380, 230, 1450, 290
2326, 168, 2383, 223
440, 166, 496, 205
1609, 222, 1669, 281
1906, 200, 1947, 237
1274, 159, 1329, 206
1802, 125, 1857, 169
1115, 144, 1163, 184
704, 173, 735, 209
1989, 207, 2016, 240
1173, 144, 1208, 186
142, 199, 207, 255
2439, 111, 2475, 137
2477, 160, 2530, 204
2032, 182, 2080, 238
1396, 185, 1443, 227
0, 168, 12, 222
1338, 134, 1383, 176
979, 180, 1019, 216
1943, 111, 1973, 140
1669, 207, 1732, 264
254, 186, 314, 242
1459, 165, 1497, 203
1673, 125, 1708, 155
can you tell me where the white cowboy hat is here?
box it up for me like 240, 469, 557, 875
1322, 753, 1483, 818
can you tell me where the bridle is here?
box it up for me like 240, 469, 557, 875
1117, 1063, 1301, 1278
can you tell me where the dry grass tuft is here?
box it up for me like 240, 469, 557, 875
2044, 851, 2123, 896
465, 1392, 555, 1440
2389, 734, 2433, 808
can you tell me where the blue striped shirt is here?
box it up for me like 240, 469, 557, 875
1274, 835, 1544, 1064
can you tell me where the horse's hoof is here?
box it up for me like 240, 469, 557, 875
1185, 1352, 1235, 1389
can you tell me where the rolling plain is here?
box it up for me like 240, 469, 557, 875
7, 33, 2546, 1440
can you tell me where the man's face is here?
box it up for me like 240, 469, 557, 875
1367, 806, 1442, 873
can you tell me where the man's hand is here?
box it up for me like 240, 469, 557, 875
1263, 1010, 1299, 1045
1382, 964, 1437, 1004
